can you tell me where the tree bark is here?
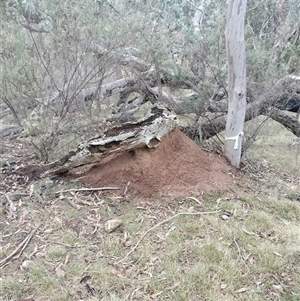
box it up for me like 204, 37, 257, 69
224, 0, 247, 168
41, 105, 177, 176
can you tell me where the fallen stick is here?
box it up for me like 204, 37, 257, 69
115, 209, 221, 264
233, 234, 249, 274
186, 196, 203, 206
0, 224, 40, 268
123, 181, 130, 197
64, 197, 81, 210
55, 187, 120, 194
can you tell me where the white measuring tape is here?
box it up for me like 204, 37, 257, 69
225, 132, 244, 150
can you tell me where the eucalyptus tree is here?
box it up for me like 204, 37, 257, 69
224, 0, 247, 168
1, 0, 299, 162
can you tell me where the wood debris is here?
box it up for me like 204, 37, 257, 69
0, 224, 40, 268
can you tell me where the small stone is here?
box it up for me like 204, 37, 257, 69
123, 239, 133, 247
272, 284, 283, 292
105, 219, 123, 233
21, 260, 33, 270
221, 214, 229, 220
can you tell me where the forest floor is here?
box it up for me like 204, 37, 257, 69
1, 118, 300, 301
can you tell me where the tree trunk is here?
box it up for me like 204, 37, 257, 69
224, 0, 247, 168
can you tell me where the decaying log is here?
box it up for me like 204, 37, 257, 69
0, 125, 23, 139
42, 105, 177, 176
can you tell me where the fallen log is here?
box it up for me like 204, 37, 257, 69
0, 125, 23, 139
42, 105, 177, 176
181, 101, 300, 141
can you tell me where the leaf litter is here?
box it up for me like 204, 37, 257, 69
1, 131, 300, 300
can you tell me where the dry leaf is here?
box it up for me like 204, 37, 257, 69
55, 266, 65, 278
150, 291, 163, 298
29, 184, 34, 198
249, 255, 255, 264
123, 240, 133, 247
272, 284, 283, 292
64, 253, 70, 266
166, 281, 180, 291
235, 287, 250, 293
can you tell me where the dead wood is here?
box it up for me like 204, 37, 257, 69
181, 99, 300, 140
55, 187, 120, 194
42, 105, 177, 177
0, 224, 40, 268
0, 125, 23, 139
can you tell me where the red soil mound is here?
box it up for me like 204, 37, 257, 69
81, 127, 237, 198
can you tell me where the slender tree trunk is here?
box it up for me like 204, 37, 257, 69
224, 0, 247, 168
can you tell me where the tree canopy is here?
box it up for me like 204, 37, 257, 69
1, 0, 299, 161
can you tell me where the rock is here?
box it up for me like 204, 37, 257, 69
21, 260, 34, 270
104, 219, 123, 233
220, 214, 229, 220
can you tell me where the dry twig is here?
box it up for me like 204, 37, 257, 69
55, 187, 120, 194
0, 224, 40, 268
186, 196, 203, 206
64, 197, 81, 210
115, 210, 221, 264
233, 234, 250, 273
241, 226, 258, 237
123, 181, 130, 197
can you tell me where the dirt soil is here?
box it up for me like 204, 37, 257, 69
80, 127, 237, 198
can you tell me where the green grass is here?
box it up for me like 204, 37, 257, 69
1, 192, 300, 300
244, 115, 299, 175
1, 118, 300, 300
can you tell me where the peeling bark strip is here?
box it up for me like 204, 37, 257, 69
42, 105, 177, 176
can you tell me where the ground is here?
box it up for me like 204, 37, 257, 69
79, 127, 237, 198
1, 120, 300, 301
